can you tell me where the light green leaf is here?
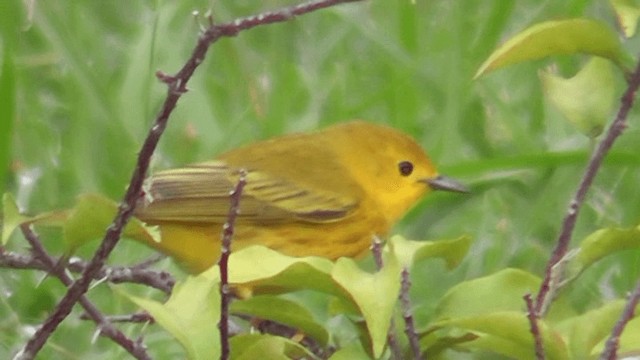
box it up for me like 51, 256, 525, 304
231, 295, 329, 346
563, 225, 640, 284
556, 300, 627, 359
433, 312, 569, 360
230, 334, 317, 360
117, 273, 221, 360
434, 268, 574, 322
2, 193, 28, 245
327, 344, 371, 360
387, 234, 471, 269
475, 18, 629, 78
434, 268, 541, 319
590, 310, 640, 356
2, 192, 70, 245
331, 254, 402, 358
63, 193, 159, 252
226, 245, 337, 297
3, 192, 159, 250
540, 57, 615, 138
611, 0, 640, 38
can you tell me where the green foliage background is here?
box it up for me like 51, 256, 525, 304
2, 0, 640, 358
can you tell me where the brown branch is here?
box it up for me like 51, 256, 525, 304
0, 250, 174, 294
80, 312, 155, 325
15, 1, 365, 358
599, 279, 640, 360
524, 293, 545, 360
218, 170, 247, 360
400, 268, 423, 360
535, 56, 640, 315
17, 225, 151, 360
245, 317, 334, 358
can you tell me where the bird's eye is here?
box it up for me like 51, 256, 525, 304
398, 161, 414, 176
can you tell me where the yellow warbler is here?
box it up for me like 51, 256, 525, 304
134, 121, 467, 273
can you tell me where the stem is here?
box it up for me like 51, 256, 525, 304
535, 56, 640, 315
218, 170, 247, 360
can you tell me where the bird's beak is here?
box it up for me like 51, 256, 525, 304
422, 175, 469, 193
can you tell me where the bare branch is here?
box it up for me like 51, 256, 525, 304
524, 293, 545, 360
535, 56, 640, 315
0, 251, 174, 294
400, 268, 423, 360
599, 280, 640, 360
15, 1, 366, 357
17, 225, 151, 360
80, 312, 155, 325
218, 170, 247, 360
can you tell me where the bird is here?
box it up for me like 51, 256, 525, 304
133, 120, 468, 273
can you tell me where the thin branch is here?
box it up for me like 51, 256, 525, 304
247, 317, 334, 358
218, 170, 247, 360
17, 225, 151, 360
524, 293, 545, 360
80, 312, 155, 324
535, 56, 640, 315
15, 0, 365, 358
371, 235, 384, 270
599, 279, 640, 360
0, 250, 174, 294
400, 268, 423, 360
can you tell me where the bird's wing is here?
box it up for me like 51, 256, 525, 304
135, 161, 358, 224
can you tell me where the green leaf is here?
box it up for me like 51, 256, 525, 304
230, 334, 317, 360
475, 18, 630, 78
434, 268, 574, 321
434, 268, 540, 319
611, 0, 640, 38
591, 310, 640, 356
226, 245, 338, 297
563, 225, 640, 284
225, 245, 408, 357
387, 234, 472, 269
231, 295, 329, 346
2, 193, 28, 245
327, 344, 371, 360
116, 272, 221, 360
2, 192, 71, 245
556, 300, 628, 359
63, 193, 159, 253
331, 254, 402, 358
540, 57, 615, 138
433, 312, 569, 360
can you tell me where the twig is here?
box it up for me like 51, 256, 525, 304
371, 235, 384, 270
599, 280, 640, 360
80, 312, 155, 324
524, 293, 545, 360
129, 254, 167, 270
0, 250, 174, 294
370, 236, 403, 360
400, 268, 423, 360
535, 56, 640, 315
17, 225, 151, 360
218, 170, 247, 360
245, 317, 334, 358
15, 1, 364, 358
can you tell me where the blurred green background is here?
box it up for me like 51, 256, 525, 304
2, 0, 640, 358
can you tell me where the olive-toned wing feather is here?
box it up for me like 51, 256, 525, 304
135, 161, 358, 224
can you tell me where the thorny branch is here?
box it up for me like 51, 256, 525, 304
535, 57, 640, 315
13, 1, 365, 359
